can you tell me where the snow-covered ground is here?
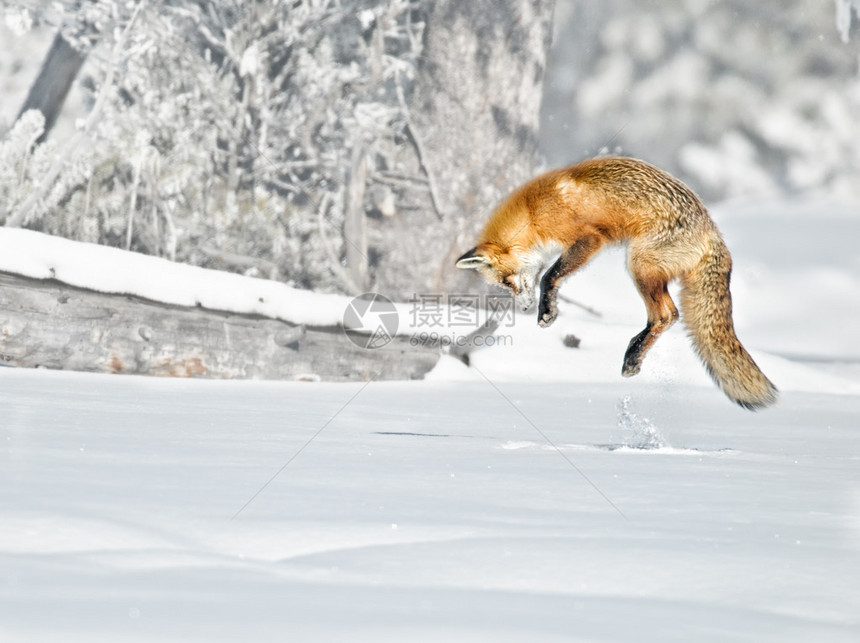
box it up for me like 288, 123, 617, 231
2, 374, 859, 642
1, 197, 859, 641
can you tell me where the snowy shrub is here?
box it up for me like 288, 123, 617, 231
0, 110, 90, 230
0, 0, 427, 292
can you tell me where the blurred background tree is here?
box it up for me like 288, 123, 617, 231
541, 0, 860, 202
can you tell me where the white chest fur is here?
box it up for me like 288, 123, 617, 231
511, 241, 563, 310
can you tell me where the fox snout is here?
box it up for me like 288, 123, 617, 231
505, 273, 538, 311
513, 286, 535, 311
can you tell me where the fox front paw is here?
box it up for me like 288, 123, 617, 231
537, 298, 558, 328
621, 359, 641, 377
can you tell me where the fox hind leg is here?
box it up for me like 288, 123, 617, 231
622, 274, 679, 377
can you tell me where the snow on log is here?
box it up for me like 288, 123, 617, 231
0, 228, 351, 327
0, 271, 439, 381
0, 229, 439, 381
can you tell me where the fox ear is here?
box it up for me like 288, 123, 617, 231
456, 247, 491, 270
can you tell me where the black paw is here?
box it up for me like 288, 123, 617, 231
622, 329, 649, 377
537, 298, 558, 328
621, 358, 641, 378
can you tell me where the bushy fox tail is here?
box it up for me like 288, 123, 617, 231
680, 235, 778, 410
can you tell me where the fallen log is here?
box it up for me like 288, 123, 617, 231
0, 272, 439, 381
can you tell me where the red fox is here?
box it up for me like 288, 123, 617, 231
456, 156, 777, 410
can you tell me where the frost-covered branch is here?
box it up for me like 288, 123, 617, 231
395, 69, 444, 221
316, 192, 362, 295
5, 0, 146, 229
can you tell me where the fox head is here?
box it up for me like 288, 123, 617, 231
457, 244, 514, 287
456, 244, 537, 310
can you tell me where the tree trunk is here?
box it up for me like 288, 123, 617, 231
16, 32, 86, 141
408, 0, 555, 292
344, 146, 369, 292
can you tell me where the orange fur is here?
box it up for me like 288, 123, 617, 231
456, 157, 777, 410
